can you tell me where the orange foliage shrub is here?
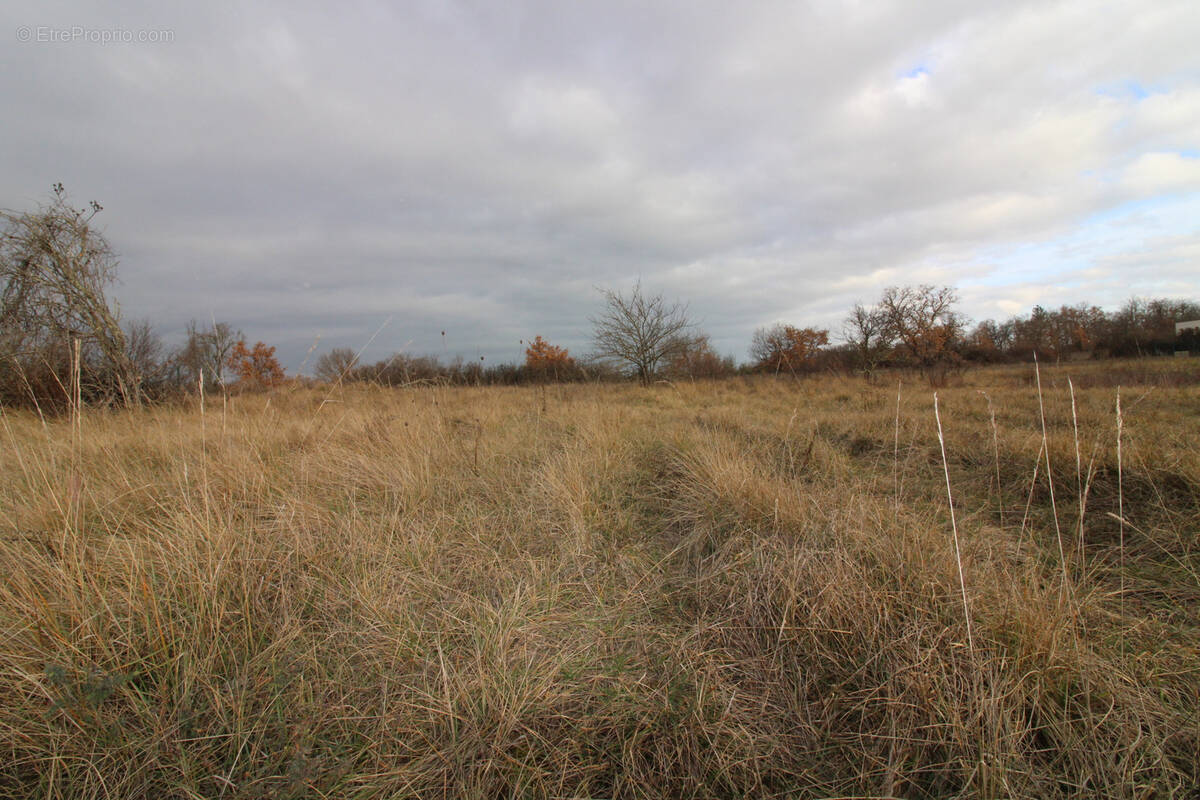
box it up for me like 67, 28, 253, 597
751, 325, 829, 374
227, 340, 286, 388
524, 336, 574, 378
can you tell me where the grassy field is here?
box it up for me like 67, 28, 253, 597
2, 360, 1198, 799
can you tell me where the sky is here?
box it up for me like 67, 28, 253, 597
3, 0, 1199, 371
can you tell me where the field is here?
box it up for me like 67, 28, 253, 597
2, 361, 1198, 799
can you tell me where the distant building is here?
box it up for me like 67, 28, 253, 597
1176, 320, 1200, 335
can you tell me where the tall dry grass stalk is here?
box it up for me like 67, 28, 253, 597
1116, 386, 1125, 648
893, 379, 902, 510
934, 392, 974, 651
71, 338, 82, 452
1069, 377, 1082, 564
979, 389, 1003, 526
1034, 353, 1070, 598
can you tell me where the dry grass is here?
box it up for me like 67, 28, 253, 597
1, 360, 1197, 798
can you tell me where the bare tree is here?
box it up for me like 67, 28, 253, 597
124, 318, 168, 396
1, 184, 134, 406
842, 302, 893, 379
665, 334, 734, 380
174, 320, 242, 388
591, 282, 692, 386
205, 321, 240, 385
315, 347, 359, 383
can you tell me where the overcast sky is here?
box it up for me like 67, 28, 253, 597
3, 1, 1198, 370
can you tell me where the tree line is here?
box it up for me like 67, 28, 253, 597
316, 283, 1198, 390
1, 187, 289, 409
4, 186, 1198, 409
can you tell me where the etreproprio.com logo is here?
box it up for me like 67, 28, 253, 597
16, 25, 175, 44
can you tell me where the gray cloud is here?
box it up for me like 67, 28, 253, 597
3, 0, 1198, 369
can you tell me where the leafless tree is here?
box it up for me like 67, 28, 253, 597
1, 184, 134, 406
591, 282, 692, 386
124, 318, 168, 395
842, 302, 893, 379
664, 334, 734, 380
174, 320, 241, 388
205, 321, 240, 385
314, 347, 359, 383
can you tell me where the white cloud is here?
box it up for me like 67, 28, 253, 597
1, 0, 1197, 367
1121, 152, 1200, 195
895, 70, 935, 108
